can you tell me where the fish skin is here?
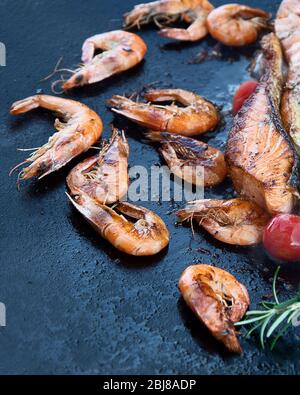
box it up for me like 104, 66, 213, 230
226, 33, 300, 215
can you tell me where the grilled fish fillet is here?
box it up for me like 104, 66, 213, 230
226, 33, 299, 215
275, 0, 300, 149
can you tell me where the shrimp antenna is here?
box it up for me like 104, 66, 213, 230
40, 56, 75, 82
40, 56, 64, 82
51, 77, 66, 95
16, 170, 25, 191
17, 147, 41, 152
90, 146, 101, 150
9, 160, 28, 177
65, 191, 75, 204
102, 191, 111, 206
9, 163, 26, 191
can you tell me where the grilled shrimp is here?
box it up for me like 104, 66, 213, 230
146, 131, 227, 187
177, 198, 270, 246
67, 128, 129, 205
124, 0, 214, 42
107, 89, 219, 136
179, 264, 250, 353
63, 30, 147, 90
275, 0, 300, 149
10, 95, 103, 182
68, 194, 169, 256
207, 4, 269, 47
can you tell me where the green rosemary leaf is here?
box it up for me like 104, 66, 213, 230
266, 309, 292, 338
288, 308, 300, 323
244, 310, 273, 316
236, 266, 300, 350
277, 296, 300, 310
260, 301, 276, 309
235, 313, 271, 326
260, 315, 273, 349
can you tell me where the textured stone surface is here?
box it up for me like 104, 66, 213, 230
0, 0, 299, 374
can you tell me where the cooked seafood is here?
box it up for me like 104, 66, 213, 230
177, 198, 270, 246
107, 89, 219, 136
146, 131, 227, 187
63, 30, 147, 90
67, 194, 169, 256
124, 0, 214, 42
275, 0, 300, 149
207, 4, 269, 46
179, 264, 250, 353
67, 128, 129, 205
226, 33, 299, 215
10, 95, 103, 182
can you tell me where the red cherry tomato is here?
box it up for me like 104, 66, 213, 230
233, 80, 258, 114
263, 214, 300, 261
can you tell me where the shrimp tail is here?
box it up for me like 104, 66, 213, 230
253, 16, 272, 30
81, 40, 95, 64
107, 95, 148, 124
106, 95, 131, 109
145, 130, 168, 142
10, 97, 40, 115
221, 330, 243, 354
66, 192, 100, 222
159, 14, 210, 42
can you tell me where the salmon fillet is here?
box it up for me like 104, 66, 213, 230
275, 0, 300, 149
226, 33, 299, 215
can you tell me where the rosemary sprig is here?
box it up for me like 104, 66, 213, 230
235, 267, 300, 350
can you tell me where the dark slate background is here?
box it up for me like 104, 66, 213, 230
1, 0, 299, 374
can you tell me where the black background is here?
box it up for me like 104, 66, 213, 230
1, 0, 300, 374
